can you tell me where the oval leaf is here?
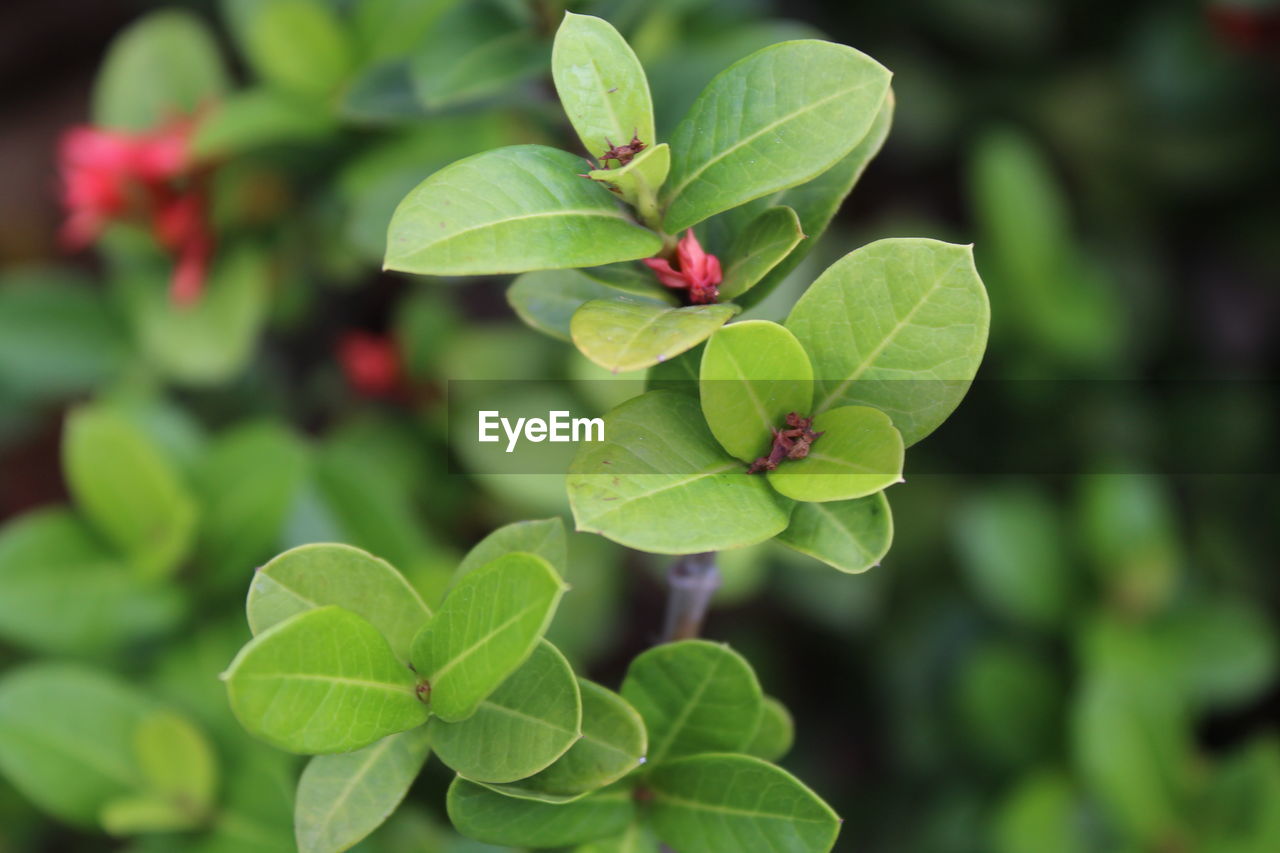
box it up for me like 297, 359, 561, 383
247, 543, 431, 662
785, 238, 990, 445
509, 270, 673, 342
455, 518, 567, 581
447, 777, 633, 847
224, 606, 428, 754
572, 299, 739, 374
131, 709, 218, 823
776, 492, 893, 573
385, 146, 662, 275
766, 405, 903, 502
745, 697, 795, 763
567, 391, 793, 554
699, 320, 813, 462
662, 40, 891, 233
430, 640, 582, 783
410, 552, 566, 722
719, 206, 805, 301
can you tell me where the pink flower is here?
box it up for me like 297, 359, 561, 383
338, 332, 405, 399
642, 230, 722, 304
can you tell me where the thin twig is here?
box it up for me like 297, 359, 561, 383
659, 551, 720, 643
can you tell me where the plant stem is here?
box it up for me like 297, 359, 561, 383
660, 551, 720, 642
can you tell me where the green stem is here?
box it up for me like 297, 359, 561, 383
660, 552, 720, 642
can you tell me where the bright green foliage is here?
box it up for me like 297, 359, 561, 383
447, 778, 635, 847
247, 543, 431, 662
429, 640, 582, 783
192, 88, 336, 157
588, 144, 671, 217
571, 299, 739, 373
454, 517, 567, 580
410, 552, 566, 722
385, 146, 662, 275
294, 727, 431, 853
621, 640, 763, 766
223, 606, 428, 754
101, 710, 218, 834
577, 823, 661, 853
718, 206, 805, 301
508, 270, 672, 342
766, 405, 904, 502
222, 0, 353, 97
648, 754, 841, 853
62, 404, 197, 580
553, 13, 656, 157
776, 493, 893, 574
746, 697, 796, 763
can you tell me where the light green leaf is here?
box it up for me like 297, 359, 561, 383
571, 299, 739, 373
224, 606, 428, 754
0, 664, 152, 826
662, 40, 891, 233
719, 207, 805, 301
63, 403, 197, 580
785, 238, 990, 446
385, 146, 662, 275
100, 795, 193, 836
192, 88, 336, 158
648, 754, 841, 853
580, 263, 673, 296
766, 405, 903, 502
294, 727, 432, 853
576, 823, 661, 853
93, 10, 228, 131
222, 0, 352, 97
621, 640, 763, 766
409, 3, 546, 110
992, 771, 1087, 853
745, 697, 795, 763
588, 144, 670, 219
455, 518, 567, 581
410, 553, 566, 722
354, 0, 462, 63
509, 270, 673, 342
776, 492, 893, 573
131, 710, 217, 822
0, 508, 183, 655
247, 543, 431, 663
430, 640, 581, 783
699, 320, 813, 462
568, 391, 793, 553
486, 679, 647, 802
553, 12, 656, 158
447, 778, 633, 847
645, 343, 703, 395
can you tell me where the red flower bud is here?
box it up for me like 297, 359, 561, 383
642, 230, 723, 304
338, 332, 404, 398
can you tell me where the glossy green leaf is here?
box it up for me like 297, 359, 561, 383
719, 206, 805, 301
568, 391, 793, 553
294, 727, 431, 853
571, 299, 739, 374
486, 679, 647, 802
455, 518, 567, 581
0, 508, 183, 655
776, 492, 893, 574
410, 552, 566, 722
222, 0, 352, 97
699, 320, 813, 462
0, 664, 153, 826
649, 754, 841, 853
430, 640, 581, 783
447, 777, 633, 847
93, 10, 228, 131
247, 543, 431, 663
786, 238, 990, 446
509, 270, 672, 342
553, 12, 656, 158
385, 146, 662, 276
662, 41, 891, 233
63, 404, 197, 580
409, 3, 546, 111
622, 640, 763, 766
588, 144, 670, 217
766, 406, 903, 502
224, 606, 428, 754
746, 697, 795, 763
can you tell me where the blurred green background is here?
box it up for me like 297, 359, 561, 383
0, 1, 1277, 852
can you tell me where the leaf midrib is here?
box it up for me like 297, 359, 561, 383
404, 209, 635, 258
650, 787, 833, 824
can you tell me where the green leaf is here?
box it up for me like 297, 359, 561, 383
100, 794, 193, 836
294, 727, 432, 853
93, 10, 228, 131
192, 88, 336, 158
576, 823, 661, 853
509, 270, 670, 342
621, 640, 763, 766
485, 679, 647, 802
588, 143, 670, 218
410, 553, 566, 722
0, 664, 153, 826
224, 606, 428, 754
719, 207, 805, 301
222, 0, 352, 97
993, 771, 1087, 853
63, 404, 197, 580
353, 0, 462, 63
409, 3, 546, 111
385, 146, 662, 275
649, 754, 841, 853
699, 320, 813, 462
568, 391, 793, 553
447, 778, 633, 847
102, 710, 218, 833
247, 543, 431, 663
571, 299, 739, 373
0, 508, 183, 655
430, 640, 581, 783
662, 40, 891, 233
455, 518, 567, 581
745, 697, 795, 763
785, 238, 990, 446
766, 406, 903, 502
776, 492, 893, 574
645, 343, 703, 394
553, 12, 656, 158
